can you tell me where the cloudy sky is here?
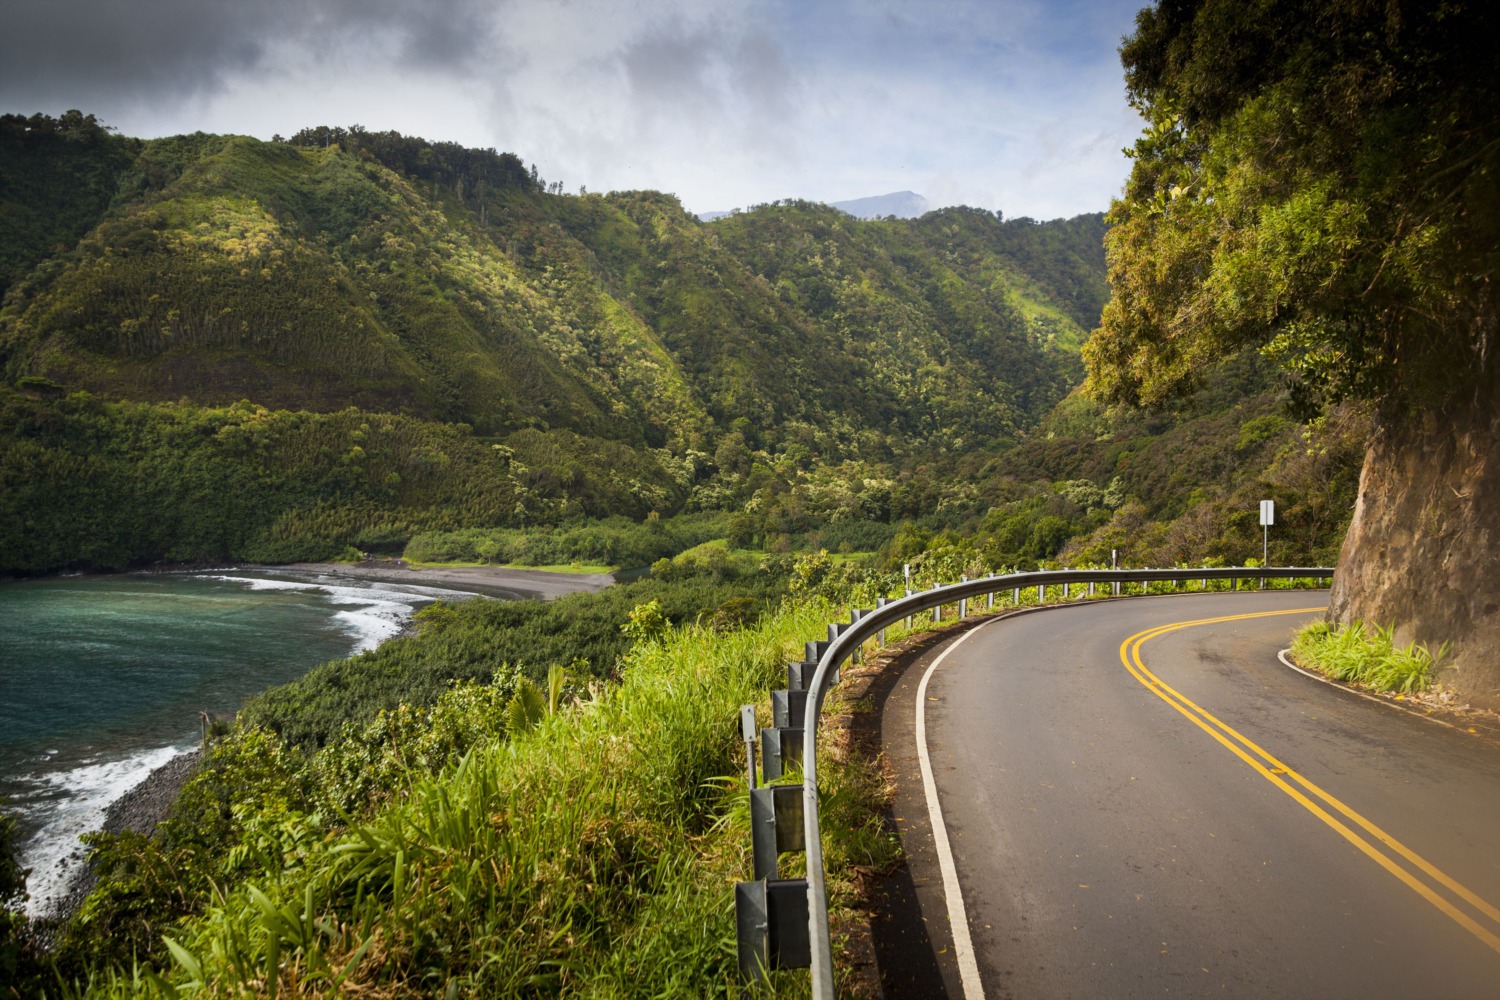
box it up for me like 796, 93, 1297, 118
1, 0, 1148, 220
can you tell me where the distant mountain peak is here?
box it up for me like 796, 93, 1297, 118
829, 191, 930, 220
697, 191, 930, 222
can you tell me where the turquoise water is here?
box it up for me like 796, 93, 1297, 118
0, 570, 479, 915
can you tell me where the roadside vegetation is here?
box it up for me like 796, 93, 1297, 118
0, 553, 898, 997
1290, 621, 1448, 695
240, 560, 791, 749
0, 95, 1417, 996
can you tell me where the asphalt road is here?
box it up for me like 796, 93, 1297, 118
875, 591, 1500, 999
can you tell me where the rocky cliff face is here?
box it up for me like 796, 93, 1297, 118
1328, 395, 1500, 710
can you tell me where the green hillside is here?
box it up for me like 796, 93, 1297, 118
0, 114, 1371, 996
0, 116, 1125, 573
0, 115, 1359, 583
1, 118, 1091, 455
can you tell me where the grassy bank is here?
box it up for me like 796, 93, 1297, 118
0, 552, 898, 996
56, 599, 888, 998
1290, 620, 1448, 694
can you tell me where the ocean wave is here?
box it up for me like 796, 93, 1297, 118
332, 600, 413, 652
203, 574, 480, 654
16, 743, 193, 918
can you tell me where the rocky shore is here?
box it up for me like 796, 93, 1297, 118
100, 749, 203, 839
280, 558, 615, 600
45, 749, 204, 924
21, 559, 614, 927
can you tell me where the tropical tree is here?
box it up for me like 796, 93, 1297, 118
1086, 0, 1499, 705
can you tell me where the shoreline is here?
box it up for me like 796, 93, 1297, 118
2, 558, 616, 602
18, 558, 615, 925
43, 749, 205, 925
275, 558, 615, 601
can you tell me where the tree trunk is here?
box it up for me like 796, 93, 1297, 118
1328, 394, 1500, 710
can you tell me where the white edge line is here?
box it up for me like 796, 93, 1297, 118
1277, 648, 1460, 731
916, 623, 993, 1000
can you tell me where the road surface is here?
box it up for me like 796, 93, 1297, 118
873, 591, 1500, 999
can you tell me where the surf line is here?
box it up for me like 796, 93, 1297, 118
1121, 608, 1500, 955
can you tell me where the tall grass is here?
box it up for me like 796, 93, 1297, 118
80, 598, 888, 998
1291, 620, 1448, 694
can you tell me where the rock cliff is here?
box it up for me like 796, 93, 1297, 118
1329, 396, 1500, 710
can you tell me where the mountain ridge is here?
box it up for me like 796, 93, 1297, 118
698, 189, 933, 222
1, 118, 1108, 458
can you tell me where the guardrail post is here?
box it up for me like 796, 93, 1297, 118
751, 783, 805, 879
772, 689, 808, 730
761, 725, 803, 782
741, 704, 758, 791
851, 609, 871, 663
737, 877, 811, 981
959, 576, 968, 618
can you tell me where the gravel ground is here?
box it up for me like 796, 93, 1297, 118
45, 749, 203, 924
280, 559, 614, 600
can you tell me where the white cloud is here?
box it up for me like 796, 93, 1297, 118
1, 0, 1147, 219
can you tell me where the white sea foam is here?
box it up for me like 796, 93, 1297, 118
10, 572, 484, 917
332, 599, 412, 651
17, 743, 193, 917
204, 574, 480, 654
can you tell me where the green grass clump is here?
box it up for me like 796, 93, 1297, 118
1291, 620, 1448, 694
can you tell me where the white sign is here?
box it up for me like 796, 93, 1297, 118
1260, 500, 1275, 526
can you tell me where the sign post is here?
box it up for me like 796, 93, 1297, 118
1259, 500, 1275, 587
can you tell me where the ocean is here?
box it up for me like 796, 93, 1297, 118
0, 568, 480, 916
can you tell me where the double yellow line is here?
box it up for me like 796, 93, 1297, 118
1121, 608, 1500, 955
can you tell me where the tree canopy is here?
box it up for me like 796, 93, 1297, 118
1084, 0, 1500, 419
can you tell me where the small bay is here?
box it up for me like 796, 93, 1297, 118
0, 569, 480, 915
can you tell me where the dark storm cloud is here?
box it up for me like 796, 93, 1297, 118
621, 31, 715, 111
0, 0, 495, 110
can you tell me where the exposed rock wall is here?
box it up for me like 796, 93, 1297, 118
1328, 396, 1500, 709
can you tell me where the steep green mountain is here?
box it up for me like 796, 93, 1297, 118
1, 118, 1098, 456
0, 113, 140, 294
0, 125, 709, 446
0, 116, 1119, 573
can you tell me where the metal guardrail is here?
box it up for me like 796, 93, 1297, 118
763, 565, 1333, 997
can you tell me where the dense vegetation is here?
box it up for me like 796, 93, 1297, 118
0, 113, 1128, 577
1089, 0, 1499, 704
1, 556, 906, 997
1, 115, 1091, 459
1088, 0, 1498, 418
0, 99, 1381, 996
0, 389, 685, 573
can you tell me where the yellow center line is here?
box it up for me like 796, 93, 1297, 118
1120, 608, 1500, 955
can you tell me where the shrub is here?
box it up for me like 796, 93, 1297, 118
1291, 620, 1447, 694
